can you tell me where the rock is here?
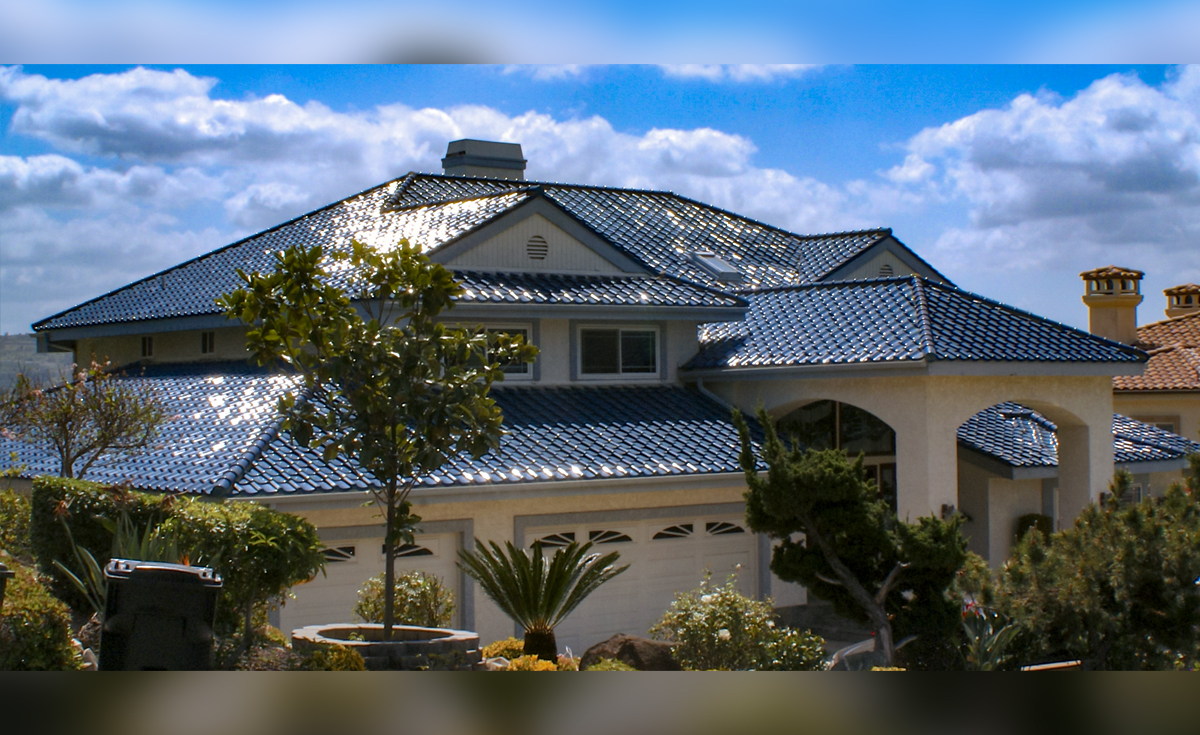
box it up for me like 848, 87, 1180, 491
484, 656, 510, 671
580, 634, 680, 671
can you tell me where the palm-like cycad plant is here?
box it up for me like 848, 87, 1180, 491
458, 539, 629, 660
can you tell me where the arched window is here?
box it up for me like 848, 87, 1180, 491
777, 400, 897, 510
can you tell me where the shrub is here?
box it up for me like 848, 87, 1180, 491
301, 644, 366, 671
482, 636, 525, 660
1014, 513, 1052, 543
556, 654, 580, 671
0, 554, 79, 670
505, 654, 558, 671
584, 657, 637, 671
0, 488, 31, 559
353, 570, 455, 628
29, 476, 169, 611
649, 569, 826, 671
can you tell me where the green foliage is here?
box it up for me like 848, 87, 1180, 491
1, 360, 165, 479
0, 554, 79, 670
1014, 513, 1053, 543
649, 569, 826, 671
458, 539, 628, 661
481, 636, 525, 660
300, 643, 367, 671
353, 570, 455, 628
159, 497, 325, 648
996, 471, 1200, 670
733, 406, 969, 668
30, 476, 170, 611
584, 657, 637, 671
960, 605, 1020, 671
0, 488, 31, 559
221, 239, 536, 639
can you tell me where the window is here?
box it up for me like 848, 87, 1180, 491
321, 546, 356, 563
777, 400, 897, 510
200, 331, 216, 354
486, 326, 532, 378
141, 336, 153, 357
579, 327, 658, 376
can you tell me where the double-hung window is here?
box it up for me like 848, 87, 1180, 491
579, 327, 658, 377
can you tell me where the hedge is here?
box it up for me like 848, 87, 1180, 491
29, 477, 171, 612
0, 553, 79, 671
0, 488, 32, 560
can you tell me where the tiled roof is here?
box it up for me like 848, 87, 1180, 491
1116, 311, 1200, 391
958, 402, 1200, 468
0, 364, 763, 495
1163, 284, 1200, 297
1080, 265, 1144, 280
684, 277, 1146, 370
0, 362, 301, 493
453, 271, 745, 309
34, 172, 912, 332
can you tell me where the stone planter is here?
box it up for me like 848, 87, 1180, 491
292, 623, 482, 671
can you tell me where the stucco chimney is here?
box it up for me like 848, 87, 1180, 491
1080, 265, 1144, 344
1165, 284, 1200, 319
441, 139, 526, 180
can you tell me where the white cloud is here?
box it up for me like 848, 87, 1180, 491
502, 65, 595, 81
658, 65, 820, 83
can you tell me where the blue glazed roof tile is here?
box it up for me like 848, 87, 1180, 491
685, 277, 1146, 369
453, 271, 745, 309
958, 402, 1200, 468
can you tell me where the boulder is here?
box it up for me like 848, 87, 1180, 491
580, 634, 680, 671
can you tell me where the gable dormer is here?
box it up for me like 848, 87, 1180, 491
446, 212, 626, 274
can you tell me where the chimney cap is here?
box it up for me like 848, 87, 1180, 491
1164, 284, 1200, 296
1080, 265, 1144, 280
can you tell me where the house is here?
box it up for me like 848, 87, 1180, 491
7, 140, 1199, 650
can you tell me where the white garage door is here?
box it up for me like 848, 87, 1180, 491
278, 532, 461, 635
522, 514, 758, 655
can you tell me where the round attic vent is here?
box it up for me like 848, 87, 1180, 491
526, 235, 549, 260
879, 263, 894, 277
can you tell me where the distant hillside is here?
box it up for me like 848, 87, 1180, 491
0, 334, 74, 390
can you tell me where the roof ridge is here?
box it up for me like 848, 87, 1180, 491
910, 278, 938, 359
33, 177, 408, 332
384, 183, 536, 213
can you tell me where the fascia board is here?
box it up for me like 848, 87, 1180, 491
684, 359, 1142, 380
427, 195, 648, 274
925, 361, 1146, 377
957, 445, 1059, 480
39, 313, 237, 341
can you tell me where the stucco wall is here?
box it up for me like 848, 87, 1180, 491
956, 461, 992, 560
986, 477, 1044, 566
78, 327, 251, 367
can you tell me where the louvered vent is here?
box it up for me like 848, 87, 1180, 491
879, 263, 894, 277
526, 235, 549, 260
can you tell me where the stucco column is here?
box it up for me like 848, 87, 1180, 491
893, 403, 959, 522
1055, 425, 1091, 528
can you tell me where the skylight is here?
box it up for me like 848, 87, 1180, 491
692, 251, 743, 282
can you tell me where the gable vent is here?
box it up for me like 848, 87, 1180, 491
879, 263, 894, 277
526, 235, 549, 260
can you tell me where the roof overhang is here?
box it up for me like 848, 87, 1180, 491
683, 358, 1145, 381
958, 445, 1058, 480
36, 312, 236, 342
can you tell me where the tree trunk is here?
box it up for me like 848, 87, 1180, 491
230, 600, 255, 665
523, 629, 557, 662
383, 479, 397, 642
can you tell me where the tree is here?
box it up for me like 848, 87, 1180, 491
733, 406, 968, 667
458, 539, 628, 660
220, 239, 536, 640
996, 461, 1200, 670
1, 361, 165, 479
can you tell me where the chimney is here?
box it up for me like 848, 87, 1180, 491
1165, 284, 1200, 319
1080, 265, 1144, 343
441, 139, 526, 180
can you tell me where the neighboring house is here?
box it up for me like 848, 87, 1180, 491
6, 140, 1198, 649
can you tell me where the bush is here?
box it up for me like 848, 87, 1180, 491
482, 636, 525, 660
505, 654, 558, 671
0, 554, 79, 670
584, 657, 637, 671
300, 643, 366, 671
1014, 513, 1052, 543
649, 569, 827, 671
29, 476, 169, 612
0, 488, 32, 559
353, 570, 455, 628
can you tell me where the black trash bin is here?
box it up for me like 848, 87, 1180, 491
99, 559, 222, 671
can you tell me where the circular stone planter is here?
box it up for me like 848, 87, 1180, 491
292, 623, 483, 671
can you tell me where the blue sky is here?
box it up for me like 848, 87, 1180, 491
3, 63, 1200, 334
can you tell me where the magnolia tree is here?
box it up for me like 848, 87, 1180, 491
221, 240, 536, 640
1, 361, 165, 479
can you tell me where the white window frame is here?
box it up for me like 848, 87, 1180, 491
575, 324, 661, 381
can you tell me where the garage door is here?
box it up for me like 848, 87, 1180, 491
278, 532, 461, 635
522, 514, 758, 656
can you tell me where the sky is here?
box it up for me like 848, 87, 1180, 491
3, 60, 1200, 335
